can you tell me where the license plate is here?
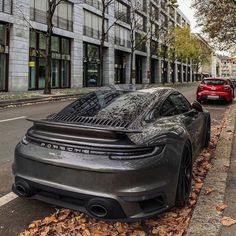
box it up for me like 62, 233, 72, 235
207, 95, 219, 100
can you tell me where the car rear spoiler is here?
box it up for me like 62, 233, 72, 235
27, 118, 143, 134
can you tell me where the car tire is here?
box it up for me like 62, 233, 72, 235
204, 118, 211, 148
175, 143, 192, 207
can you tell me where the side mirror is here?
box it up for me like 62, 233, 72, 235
192, 101, 203, 112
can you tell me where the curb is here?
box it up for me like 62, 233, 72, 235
0, 93, 83, 108
186, 104, 236, 236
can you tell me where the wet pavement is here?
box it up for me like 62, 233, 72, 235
220, 119, 236, 236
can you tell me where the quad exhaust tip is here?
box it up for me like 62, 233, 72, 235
88, 204, 109, 218
14, 181, 35, 197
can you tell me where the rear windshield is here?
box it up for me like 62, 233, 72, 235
202, 79, 226, 85
58, 89, 156, 121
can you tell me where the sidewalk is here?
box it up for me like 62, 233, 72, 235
0, 82, 199, 108
187, 102, 236, 236
220, 118, 236, 236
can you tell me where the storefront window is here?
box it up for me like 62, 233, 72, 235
0, 23, 8, 91
52, 36, 60, 53
29, 30, 71, 90
62, 38, 70, 55
51, 60, 60, 88
61, 61, 70, 87
0, 24, 6, 45
84, 43, 100, 87
39, 33, 46, 50
29, 57, 36, 90
38, 58, 46, 89
29, 31, 36, 48
0, 54, 6, 90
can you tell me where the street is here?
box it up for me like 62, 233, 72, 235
0, 85, 230, 236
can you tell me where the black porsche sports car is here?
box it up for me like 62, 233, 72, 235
12, 87, 210, 221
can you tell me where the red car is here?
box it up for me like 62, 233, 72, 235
197, 78, 235, 103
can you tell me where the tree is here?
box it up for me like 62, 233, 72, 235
99, 0, 120, 86
193, 0, 236, 52
168, 27, 211, 83
190, 35, 212, 81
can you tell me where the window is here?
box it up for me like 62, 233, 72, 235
30, 0, 73, 31
160, 99, 179, 116
115, 25, 130, 48
150, 4, 158, 22
160, 0, 167, 11
135, 0, 147, 12
52, 36, 60, 53
160, 13, 168, 28
0, 24, 6, 45
39, 33, 46, 50
84, 10, 108, 40
29, 30, 71, 90
168, 93, 191, 114
84, 0, 107, 12
202, 79, 226, 85
114, 1, 130, 24
0, 0, 13, 14
62, 38, 70, 55
135, 13, 146, 32
135, 33, 146, 52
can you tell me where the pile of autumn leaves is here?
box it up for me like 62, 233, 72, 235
21, 125, 224, 236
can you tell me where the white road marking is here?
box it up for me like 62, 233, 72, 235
0, 192, 18, 207
0, 116, 27, 123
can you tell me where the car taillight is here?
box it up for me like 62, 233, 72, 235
223, 85, 231, 91
197, 84, 205, 92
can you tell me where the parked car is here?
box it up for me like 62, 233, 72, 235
197, 77, 235, 103
12, 87, 211, 221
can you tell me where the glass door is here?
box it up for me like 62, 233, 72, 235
51, 60, 60, 88
28, 57, 36, 89
61, 60, 70, 88
0, 54, 6, 91
38, 58, 46, 89
87, 63, 100, 87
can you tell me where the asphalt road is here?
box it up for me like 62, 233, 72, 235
0, 86, 231, 236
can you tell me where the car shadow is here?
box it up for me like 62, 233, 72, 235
201, 100, 232, 108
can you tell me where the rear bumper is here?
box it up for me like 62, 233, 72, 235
197, 91, 233, 102
12, 142, 182, 220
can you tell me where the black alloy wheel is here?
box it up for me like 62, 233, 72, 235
175, 143, 192, 207
204, 119, 211, 148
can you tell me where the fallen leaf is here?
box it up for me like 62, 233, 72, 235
221, 216, 236, 226
216, 203, 228, 212
204, 187, 214, 195
130, 230, 146, 236
44, 215, 58, 225
195, 182, 203, 189
28, 224, 36, 229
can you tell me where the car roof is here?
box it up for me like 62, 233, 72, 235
137, 87, 177, 95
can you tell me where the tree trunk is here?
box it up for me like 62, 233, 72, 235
99, 44, 104, 87
44, 15, 52, 94
130, 49, 135, 84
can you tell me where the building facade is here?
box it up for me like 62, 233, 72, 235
220, 56, 236, 78
0, 0, 191, 92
